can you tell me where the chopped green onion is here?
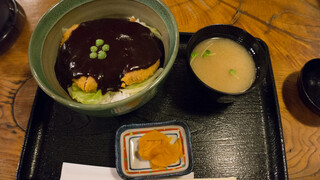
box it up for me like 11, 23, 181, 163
96, 39, 104, 46
89, 52, 97, 59
202, 49, 211, 58
98, 51, 107, 59
102, 44, 110, 51
191, 52, 199, 58
229, 69, 236, 76
90, 46, 98, 52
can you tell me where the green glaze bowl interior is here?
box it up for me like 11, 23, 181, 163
29, 0, 179, 117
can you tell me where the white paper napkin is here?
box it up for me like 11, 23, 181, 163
60, 162, 236, 180
61, 163, 121, 180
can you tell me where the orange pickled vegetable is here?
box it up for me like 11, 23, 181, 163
138, 130, 183, 169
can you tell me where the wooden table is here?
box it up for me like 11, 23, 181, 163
0, 0, 319, 179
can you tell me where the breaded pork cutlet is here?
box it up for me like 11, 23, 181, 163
60, 22, 161, 93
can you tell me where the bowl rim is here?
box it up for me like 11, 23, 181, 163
186, 24, 268, 96
28, 0, 179, 111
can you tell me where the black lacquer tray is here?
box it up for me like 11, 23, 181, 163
17, 33, 288, 180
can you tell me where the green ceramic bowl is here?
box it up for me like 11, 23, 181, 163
29, 0, 179, 117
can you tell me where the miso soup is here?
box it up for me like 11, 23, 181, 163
190, 38, 256, 94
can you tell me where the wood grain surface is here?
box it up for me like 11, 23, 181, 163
0, 0, 319, 179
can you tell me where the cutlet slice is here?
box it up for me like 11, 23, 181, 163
73, 76, 98, 93
121, 59, 160, 88
60, 24, 79, 46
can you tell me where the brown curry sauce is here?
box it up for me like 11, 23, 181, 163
55, 18, 164, 94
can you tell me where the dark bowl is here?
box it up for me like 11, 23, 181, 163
0, 0, 25, 55
186, 24, 268, 103
297, 58, 320, 116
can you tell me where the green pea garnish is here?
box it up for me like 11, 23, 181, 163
102, 44, 110, 51
202, 49, 211, 58
90, 46, 98, 52
98, 51, 107, 59
90, 39, 109, 59
229, 69, 236, 76
89, 52, 97, 59
96, 39, 104, 46
191, 52, 199, 58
